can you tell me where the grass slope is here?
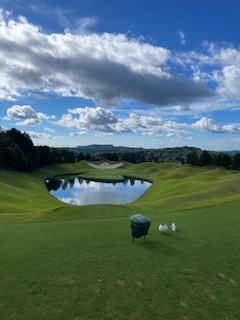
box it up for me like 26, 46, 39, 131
1, 161, 240, 222
0, 161, 240, 319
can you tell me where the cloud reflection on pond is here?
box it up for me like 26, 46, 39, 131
46, 177, 152, 206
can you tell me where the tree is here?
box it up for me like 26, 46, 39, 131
3, 146, 15, 168
52, 149, 65, 163
128, 153, 136, 163
232, 153, 240, 170
199, 150, 213, 167
37, 145, 54, 166
187, 152, 199, 166
0, 146, 4, 166
12, 145, 28, 171
84, 153, 91, 161
221, 153, 232, 169
6, 128, 37, 172
213, 153, 222, 167
76, 152, 84, 161
61, 149, 76, 163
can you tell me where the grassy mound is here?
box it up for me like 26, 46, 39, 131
0, 161, 240, 319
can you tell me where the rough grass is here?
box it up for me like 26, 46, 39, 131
0, 161, 240, 319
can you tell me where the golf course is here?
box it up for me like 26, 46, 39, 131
0, 160, 240, 320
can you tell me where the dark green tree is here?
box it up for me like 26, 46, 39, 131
61, 149, 76, 163
128, 153, 136, 163
221, 154, 232, 169
232, 153, 240, 170
187, 152, 199, 166
12, 144, 28, 171
52, 149, 65, 163
199, 150, 213, 167
213, 153, 222, 167
84, 153, 91, 161
6, 128, 37, 172
3, 146, 15, 168
37, 145, 54, 166
76, 152, 84, 161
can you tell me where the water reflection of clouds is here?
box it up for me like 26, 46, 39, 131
49, 178, 151, 206
74, 180, 116, 191
60, 197, 84, 206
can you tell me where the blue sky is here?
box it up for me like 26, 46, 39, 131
0, 0, 240, 150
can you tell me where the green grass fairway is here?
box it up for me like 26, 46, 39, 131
0, 161, 240, 319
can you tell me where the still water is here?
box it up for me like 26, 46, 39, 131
46, 176, 152, 206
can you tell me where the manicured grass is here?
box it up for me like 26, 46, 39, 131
1, 161, 240, 222
0, 161, 240, 319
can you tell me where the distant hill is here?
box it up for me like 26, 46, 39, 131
71, 144, 149, 154
224, 150, 240, 157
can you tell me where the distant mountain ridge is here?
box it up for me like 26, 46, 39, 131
223, 150, 240, 157
71, 144, 240, 156
71, 144, 150, 154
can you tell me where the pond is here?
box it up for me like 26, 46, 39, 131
45, 176, 152, 206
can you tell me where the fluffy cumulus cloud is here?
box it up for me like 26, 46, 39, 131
57, 106, 133, 134
56, 107, 194, 137
7, 105, 39, 120
216, 65, 240, 98
125, 113, 163, 128
56, 106, 240, 138
0, 10, 213, 106
6, 105, 53, 126
123, 113, 191, 137
69, 107, 117, 125
192, 117, 240, 134
5, 102, 240, 141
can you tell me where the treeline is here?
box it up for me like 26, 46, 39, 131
1, 128, 240, 173
0, 128, 85, 172
87, 147, 240, 169
76, 146, 200, 164
186, 150, 240, 170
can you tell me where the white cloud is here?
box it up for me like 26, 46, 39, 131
27, 131, 54, 140
7, 105, 39, 120
192, 117, 240, 134
124, 112, 191, 137
57, 107, 131, 134
44, 127, 55, 132
216, 65, 240, 98
173, 43, 240, 102
69, 107, 117, 125
218, 47, 240, 65
6, 105, 53, 126
28, 92, 48, 100
111, 122, 134, 134
16, 119, 41, 126
125, 113, 163, 128
0, 10, 212, 106
57, 107, 196, 138
29, 3, 97, 34
74, 17, 98, 34
173, 104, 191, 112
179, 30, 186, 45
